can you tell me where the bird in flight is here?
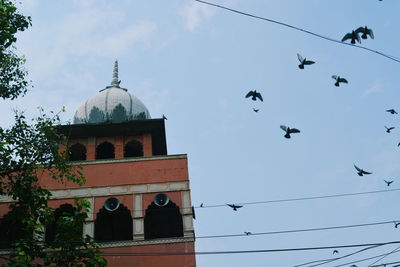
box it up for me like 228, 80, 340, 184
354, 164, 372, 176
253, 108, 259, 113
280, 125, 301, 139
333, 250, 339, 254
227, 204, 243, 211
384, 180, 394, 186
245, 90, 263, 101
332, 75, 348, 87
162, 114, 168, 120
355, 26, 374, 40
385, 126, 395, 133
386, 109, 398, 114
200, 203, 204, 208
244, 232, 251, 235
394, 221, 400, 228
297, 53, 315, 69
341, 30, 361, 44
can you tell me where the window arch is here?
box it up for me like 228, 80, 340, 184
96, 141, 115, 159
124, 140, 143, 158
0, 213, 24, 248
94, 203, 133, 242
68, 143, 86, 161
45, 204, 83, 243
144, 199, 183, 240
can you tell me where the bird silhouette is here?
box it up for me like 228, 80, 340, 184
355, 26, 374, 40
354, 164, 372, 176
200, 203, 204, 208
297, 53, 315, 69
162, 114, 167, 120
385, 126, 395, 133
395, 221, 400, 228
227, 204, 243, 211
332, 75, 348, 87
398, 142, 400, 147
253, 108, 259, 113
341, 31, 361, 44
386, 109, 398, 114
244, 231, 251, 235
384, 180, 394, 186
349, 265, 358, 267
280, 125, 301, 139
333, 250, 339, 254
245, 90, 263, 101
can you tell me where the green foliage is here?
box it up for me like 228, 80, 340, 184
0, 0, 31, 99
88, 106, 105, 124
110, 104, 127, 122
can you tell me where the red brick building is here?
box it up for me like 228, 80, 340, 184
0, 61, 196, 267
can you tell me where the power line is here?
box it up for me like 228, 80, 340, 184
331, 249, 400, 267
96, 240, 400, 256
194, 0, 400, 64
368, 245, 400, 267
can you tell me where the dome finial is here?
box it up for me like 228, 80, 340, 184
111, 60, 120, 87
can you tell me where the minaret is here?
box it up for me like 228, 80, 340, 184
110, 60, 120, 88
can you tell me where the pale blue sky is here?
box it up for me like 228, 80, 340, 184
2, 0, 400, 266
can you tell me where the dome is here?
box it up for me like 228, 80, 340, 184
73, 61, 151, 124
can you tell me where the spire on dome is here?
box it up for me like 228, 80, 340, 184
111, 60, 121, 87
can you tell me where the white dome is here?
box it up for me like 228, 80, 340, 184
73, 61, 151, 124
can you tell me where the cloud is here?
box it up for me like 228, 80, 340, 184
180, 1, 216, 32
363, 80, 383, 96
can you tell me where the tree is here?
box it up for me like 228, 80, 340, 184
0, 1, 106, 266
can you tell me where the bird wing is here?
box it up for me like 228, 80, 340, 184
386, 109, 394, 113
297, 53, 304, 63
341, 33, 353, 42
289, 128, 301, 134
227, 204, 234, 208
280, 125, 288, 132
389, 127, 396, 130
362, 170, 372, 175
245, 91, 254, 98
368, 29, 374, 39
234, 205, 243, 209
355, 26, 365, 34
338, 78, 348, 83
354, 164, 362, 172
255, 92, 263, 101
332, 75, 338, 80
304, 60, 315, 65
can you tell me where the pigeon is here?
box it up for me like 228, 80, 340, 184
386, 109, 398, 114
227, 204, 243, 211
332, 75, 348, 87
162, 114, 168, 120
280, 125, 301, 139
245, 90, 263, 102
395, 221, 400, 228
355, 26, 374, 40
354, 164, 372, 176
297, 53, 315, 69
384, 180, 394, 186
385, 126, 395, 133
333, 250, 339, 254
253, 108, 259, 113
244, 231, 251, 235
341, 31, 361, 44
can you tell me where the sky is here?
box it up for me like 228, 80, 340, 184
2, 0, 400, 266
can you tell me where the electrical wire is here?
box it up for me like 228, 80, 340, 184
194, 0, 400, 64
331, 249, 400, 267
368, 245, 400, 267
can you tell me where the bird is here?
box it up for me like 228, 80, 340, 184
384, 180, 394, 186
332, 75, 348, 87
341, 30, 361, 44
280, 125, 301, 139
162, 114, 167, 120
245, 90, 263, 101
200, 203, 204, 208
297, 53, 315, 69
349, 265, 358, 267
398, 142, 400, 147
355, 26, 374, 40
386, 109, 398, 114
253, 108, 259, 113
354, 164, 372, 176
385, 126, 395, 133
244, 231, 251, 235
227, 204, 243, 211
394, 221, 400, 228
333, 250, 339, 254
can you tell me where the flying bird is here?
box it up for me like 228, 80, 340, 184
332, 75, 348, 87
384, 180, 394, 186
354, 164, 372, 176
297, 53, 315, 69
341, 31, 361, 44
398, 142, 400, 147
385, 126, 395, 133
386, 109, 398, 114
245, 90, 263, 102
395, 221, 400, 228
355, 26, 374, 40
333, 250, 339, 254
227, 204, 243, 211
253, 108, 259, 113
200, 203, 204, 208
244, 232, 251, 235
162, 114, 167, 120
280, 125, 301, 139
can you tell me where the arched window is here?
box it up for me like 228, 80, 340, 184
96, 141, 115, 159
124, 140, 143, 158
45, 204, 83, 243
68, 143, 86, 161
0, 214, 24, 249
144, 198, 183, 240
94, 203, 132, 242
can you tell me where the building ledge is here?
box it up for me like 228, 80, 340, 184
70, 154, 187, 166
